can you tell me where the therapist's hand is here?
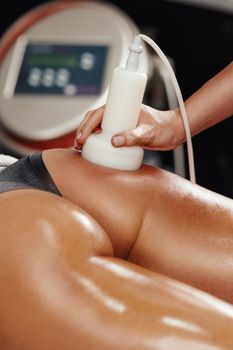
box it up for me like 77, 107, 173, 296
74, 104, 185, 151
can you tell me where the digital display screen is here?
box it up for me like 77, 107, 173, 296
14, 43, 109, 96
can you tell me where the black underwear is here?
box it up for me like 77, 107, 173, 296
0, 152, 61, 196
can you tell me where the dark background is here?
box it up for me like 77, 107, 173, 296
0, 0, 233, 197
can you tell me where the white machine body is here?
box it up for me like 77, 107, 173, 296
0, 1, 148, 154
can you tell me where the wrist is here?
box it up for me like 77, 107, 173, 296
169, 108, 186, 148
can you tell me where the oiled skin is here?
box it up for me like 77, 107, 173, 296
0, 148, 233, 349
44, 149, 233, 302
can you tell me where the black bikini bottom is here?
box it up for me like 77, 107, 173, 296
0, 152, 61, 196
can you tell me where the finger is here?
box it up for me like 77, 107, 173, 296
76, 109, 93, 134
74, 126, 102, 150
93, 126, 102, 134
80, 107, 104, 141
75, 105, 105, 145
75, 110, 93, 142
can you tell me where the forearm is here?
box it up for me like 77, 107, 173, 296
183, 61, 233, 138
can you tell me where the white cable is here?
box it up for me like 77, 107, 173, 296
138, 34, 196, 183
156, 58, 186, 179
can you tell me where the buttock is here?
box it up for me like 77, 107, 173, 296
0, 189, 113, 261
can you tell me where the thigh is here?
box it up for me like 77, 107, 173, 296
0, 189, 233, 350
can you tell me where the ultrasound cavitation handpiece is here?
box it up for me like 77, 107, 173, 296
82, 36, 148, 170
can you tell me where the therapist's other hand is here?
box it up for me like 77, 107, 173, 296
74, 104, 185, 151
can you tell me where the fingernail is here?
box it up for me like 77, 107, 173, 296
73, 139, 80, 149
73, 142, 82, 150
113, 136, 125, 146
76, 132, 82, 141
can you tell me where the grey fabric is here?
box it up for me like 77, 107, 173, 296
0, 152, 61, 196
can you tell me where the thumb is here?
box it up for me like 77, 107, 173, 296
112, 126, 146, 147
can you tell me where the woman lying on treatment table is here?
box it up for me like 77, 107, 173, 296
1, 62, 233, 349
1, 146, 233, 350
